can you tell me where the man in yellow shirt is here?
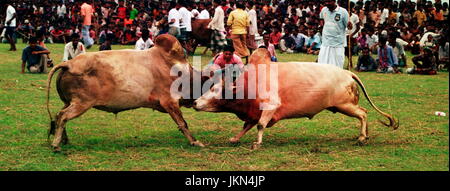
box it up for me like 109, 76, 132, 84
227, 2, 250, 63
413, 6, 427, 27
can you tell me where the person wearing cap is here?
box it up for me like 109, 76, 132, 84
63, 33, 86, 62
317, 0, 351, 69
21, 37, 50, 74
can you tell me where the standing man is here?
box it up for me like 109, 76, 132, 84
179, 1, 193, 53
80, 0, 94, 49
318, 0, 351, 69
4, 1, 17, 51
168, 1, 181, 38
208, 0, 226, 57
227, 2, 250, 64
247, 1, 258, 54
346, 2, 360, 69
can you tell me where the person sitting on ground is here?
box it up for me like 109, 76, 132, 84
135, 29, 154, 50
99, 33, 115, 51
356, 46, 377, 72
437, 37, 449, 70
388, 34, 408, 68
36, 31, 53, 67
63, 33, 86, 62
269, 27, 282, 49
21, 37, 50, 74
260, 32, 278, 62
377, 36, 399, 73
279, 28, 296, 53
304, 29, 321, 55
409, 48, 437, 75
209, 45, 245, 81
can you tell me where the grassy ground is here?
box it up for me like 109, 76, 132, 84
0, 42, 448, 171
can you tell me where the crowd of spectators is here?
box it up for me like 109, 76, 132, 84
1, 0, 449, 73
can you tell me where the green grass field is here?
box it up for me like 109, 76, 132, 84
0, 42, 448, 171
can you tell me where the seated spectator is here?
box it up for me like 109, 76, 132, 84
356, 28, 368, 52
377, 37, 399, 73
409, 48, 437, 75
422, 34, 436, 50
304, 29, 320, 55
437, 37, 449, 71
135, 29, 154, 50
50, 26, 64, 43
356, 47, 377, 72
63, 33, 85, 62
388, 34, 409, 68
122, 24, 138, 45
269, 28, 282, 49
366, 28, 379, 54
99, 33, 115, 51
410, 36, 422, 55
21, 37, 50, 74
279, 29, 296, 53
291, 28, 307, 52
36, 31, 53, 67
260, 32, 278, 62
209, 45, 245, 81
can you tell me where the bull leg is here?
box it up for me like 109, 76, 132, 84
252, 110, 277, 150
229, 121, 257, 143
160, 99, 204, 147
51, 101, 93, 152
335, 104, 368, 144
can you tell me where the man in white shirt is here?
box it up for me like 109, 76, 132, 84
135, 29, 154, 50
178, 1, 193, 52
198, 3, 210, 19
57, 2, 67, 19
346, 2, 360, 68
4, 1, 17, 51
63, 34, 86, 62
379, 5, 389, 25
168, 1, 181, 38
208, 0, 226, 56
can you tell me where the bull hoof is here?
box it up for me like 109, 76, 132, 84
251, 142, 261, 150
52, 146, 61, 153
355, 136, 368, 146
191, 141, 205, 147
229, 137, 240, 144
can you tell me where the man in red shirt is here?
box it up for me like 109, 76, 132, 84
117, 0, 127, 20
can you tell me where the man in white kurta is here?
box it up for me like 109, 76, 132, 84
63, 34, 86, 62
318, 0, 350, 69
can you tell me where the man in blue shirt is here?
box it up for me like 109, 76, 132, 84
21, 37, 50, 73
317, 0, 351, 69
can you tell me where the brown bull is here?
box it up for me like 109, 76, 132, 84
194, 48, 399, 149
190, 19, 212, 55
46, 34, 205, 152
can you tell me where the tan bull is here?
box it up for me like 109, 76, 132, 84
194, 48, 399, 149
46, 34, 204, 152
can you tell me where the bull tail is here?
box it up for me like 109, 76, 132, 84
46, 63, 68, 139
350, 72, 399, 130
